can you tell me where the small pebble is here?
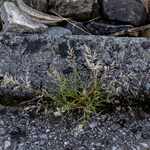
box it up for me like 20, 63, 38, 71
4, 141, 11, 149
0, 121, 4, 125
140, 143, 149, 148
45, 129, 50, 133
111, 145, 118, 150
0, 128, 5, 135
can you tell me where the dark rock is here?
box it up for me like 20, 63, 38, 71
48, 0, 99, 21
98, 0, 148, 26
0, 17, 2, 31
148, 0, 150, 22
84, 21, 133, 35
0, 32, 149, 103
64, 22, 90, 35
21, 0, 48, 13
10, 127, 26, 141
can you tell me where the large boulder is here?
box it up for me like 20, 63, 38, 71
0, 31, 149, 103
98, 0, 148, 26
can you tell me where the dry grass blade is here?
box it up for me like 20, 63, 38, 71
51, 11, 92, 35
2, 72, 20, 87
84, 45, 100, 72
67, 41, 77, 68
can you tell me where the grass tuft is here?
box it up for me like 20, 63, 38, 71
45, 43, 114, 120
0, 43, 115, 121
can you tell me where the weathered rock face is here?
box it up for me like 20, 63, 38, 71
0, 2, 48, 33
0, 31, 149, 102
48, 0, 99, 21
98, 0, 148, 26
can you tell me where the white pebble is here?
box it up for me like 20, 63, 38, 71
4, 141, 11, 149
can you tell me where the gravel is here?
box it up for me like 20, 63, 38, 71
0, 105, 149, 150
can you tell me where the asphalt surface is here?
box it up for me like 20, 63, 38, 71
0, 105, 149, 150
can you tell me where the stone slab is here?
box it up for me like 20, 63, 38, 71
0, 32, 149, 102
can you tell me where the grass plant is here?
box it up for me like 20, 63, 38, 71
44, 43, 114, 120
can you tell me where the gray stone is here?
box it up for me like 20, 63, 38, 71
45, 129, 50, 133
0, 120, 4, 125
42, 26, 72, 37
0, 18, 2, 32
0, 128, 5, 135
111, 145, 118, 150
0, 2, 48, 33
140, 142, 149, 148
39, 134, 48, 140
48, 0, 99, 21
4, 141, 11, 149
98, 0, 148, 26
0, 32, 149, 103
